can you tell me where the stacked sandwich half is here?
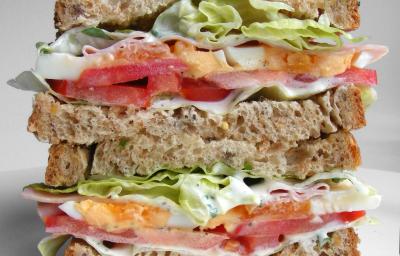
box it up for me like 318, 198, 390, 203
10, 0, 388, 255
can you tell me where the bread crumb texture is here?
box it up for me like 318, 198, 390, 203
28, 86, 365, 146
55, 0, 359, 32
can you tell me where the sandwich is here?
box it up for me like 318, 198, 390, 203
9, 0, 388, 255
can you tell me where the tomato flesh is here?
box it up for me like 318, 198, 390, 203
338, 210, 366, 223
148, 73, 181, 96
50, 80, 150, 107
49, 65, 377, 107
48, 56, 233, 105
76, 59, 187, 88
181, 78, 232, 102
49, 75, 232, 106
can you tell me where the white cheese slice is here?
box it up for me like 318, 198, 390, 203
35, 52, 115, 80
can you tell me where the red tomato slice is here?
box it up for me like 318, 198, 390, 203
147, 73, 181, 96
181, 78, 231, 101
76, 59, 187, 88
73, 85, 149, 107
49, 75, 231, 106
47, 79, 70, 95
338, 210, 366, 223
50, 80, 150, 107
48, 73, 183, 107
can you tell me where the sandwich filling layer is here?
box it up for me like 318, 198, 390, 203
10, 5, 387, 113
12, 1, 388, 256
26, 169, 380, 255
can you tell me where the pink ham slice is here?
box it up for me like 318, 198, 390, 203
45, 215, 228, 250
268, 183, 329, 202
203, 68, 377, 90
232, 214, 338, 237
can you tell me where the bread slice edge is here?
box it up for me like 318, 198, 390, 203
28, 85, 366, 147
44, 130, 361, 187
54, 0, 360, 32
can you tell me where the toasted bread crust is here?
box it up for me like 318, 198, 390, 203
325, 0, 360, 31
45, 143, 90, 187
64, 228, 360, 256
54, 0, 360, 32
45, 130, 361, 186
273, 0, 360, 31
54, 0, 177, 32
91, 131, 361, 178
28, 86, 366, 147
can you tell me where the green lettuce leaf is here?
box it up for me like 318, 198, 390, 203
27, 168, 379, 226
38, 235, 70, 256
241, 18, 361, 51
152, 0, 362, 51
27, 163, 260, 225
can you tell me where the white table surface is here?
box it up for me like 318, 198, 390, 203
0, 167, 399, 256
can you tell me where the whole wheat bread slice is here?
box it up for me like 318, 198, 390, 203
54, 0, 360, 32
45, 131, 360, 186
64, 228, 360, 256
54, 0, 177, 32
45, 144, 91, 187
28, 86, 366, 147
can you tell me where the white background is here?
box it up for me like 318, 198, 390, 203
0, 0, 399, 173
